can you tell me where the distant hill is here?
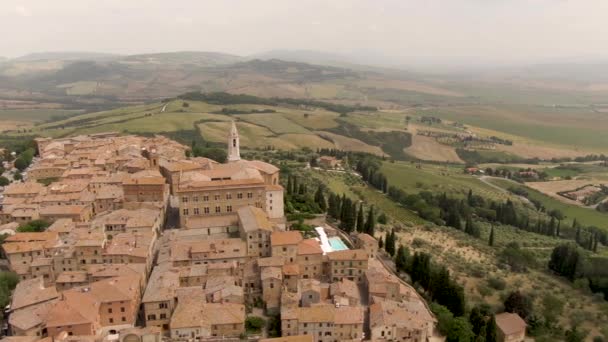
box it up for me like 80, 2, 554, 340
1, 50, 608, 114
15, 51, 121, 62
121, 51, 244, 67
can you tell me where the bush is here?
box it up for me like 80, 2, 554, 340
245, 316, 266, 333
17, 220, 50, 233
487, 277, 507, 290
0, 176, 9, 186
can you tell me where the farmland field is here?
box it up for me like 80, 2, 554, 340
487, 178, 608, 228
417, 105, 608, 152
380, 161, 509, 199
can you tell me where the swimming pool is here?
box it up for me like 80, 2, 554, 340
328, 237, 349, 251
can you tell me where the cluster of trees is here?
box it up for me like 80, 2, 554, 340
355, 158, 388, 193
284, 176, 325, 214
484, 167, 549, 182
177, 91, 375, 114
188, 140, 227, 163
380, 238, 480, 341
549, 243, 608, 301
315, 148, 350, 159
14, 147, 35, 172
326, 193, 375, 235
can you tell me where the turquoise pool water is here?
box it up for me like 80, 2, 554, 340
328, 237, 349, 251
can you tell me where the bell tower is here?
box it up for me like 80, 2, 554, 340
227, 120, 241, 162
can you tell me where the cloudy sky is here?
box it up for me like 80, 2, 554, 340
1, 0, 607, 65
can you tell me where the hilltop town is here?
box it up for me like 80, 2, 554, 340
0, 123, 438, 342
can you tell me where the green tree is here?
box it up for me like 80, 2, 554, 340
486, 315, 498, 342
488, 224, 495, 247
0, 176, 9, 186
356, 203, 365, 233
17, 220, 51, 233
364, 205, 376, 236
430, 302, 454, 335
395, 244, 409, 272
377, 213, 388, 224
314, 185, 326, 212
504, 291, 533, 320
447, 317, 475, 342
14, 157, 27, 171
245, 316, 266, 333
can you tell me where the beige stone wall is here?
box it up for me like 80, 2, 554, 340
296, 254, 324, 279
47, 322, 95, 338
330, 260, 368, 283
272, 244, 298, 263
210, 323, 244, 338
178, 186, 266, 227
334, 323, 363, 340
265, 189, 284, 219
144, 300, 174, 331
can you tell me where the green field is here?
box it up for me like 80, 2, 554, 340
0, 109, 82, 123
418, 105, 608, 151
381, 161, 509, 200
487, 178, 608, 228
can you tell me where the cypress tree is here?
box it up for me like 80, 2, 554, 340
593, 233, 599, 252
356, 203, 365, 233
378, 236, 384, 249
314, 185, 326, 212
488, 224, 495, 246
287, 176, 293, 195
486, 315, 498, 342
465, 215, 474, 236
292, 176, 298, 196
365, 205, 375, 236
340, 195, 348, 222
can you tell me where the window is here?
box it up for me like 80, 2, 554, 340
182, 208, 189, 216
181, 196, 188, 203
237, 193, 243, 199
226, 205, 232, 213
214, 195, 220, 201
108, 308, 112, 313
247, 192, 253, 199
122, 317, 126, 322
203, 195, 209, 202
160, 313, 166, 319
121, 307, 125, 312
215, 206, 221, 213
159, 303, 168, 309
226, 193, 232, 199
109, 318, 114, 324
204, 207, 210, 214
193, 208, 200, 215
193, 196, 199, 202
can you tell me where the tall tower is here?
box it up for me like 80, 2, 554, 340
227, 120, 241, 162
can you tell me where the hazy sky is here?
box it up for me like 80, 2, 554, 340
1, 0, 608, 65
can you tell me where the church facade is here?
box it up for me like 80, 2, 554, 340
176, 121, 285, 230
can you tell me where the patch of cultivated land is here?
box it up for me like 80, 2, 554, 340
488, 178, 608, 228
381, 161, 509, 199
525, 179, 602, 205
404, 135, 463, 163
235, 113, 311, 134
316, 131, 385, 156
419, 104, 608, 152
495, 142, 589, 159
